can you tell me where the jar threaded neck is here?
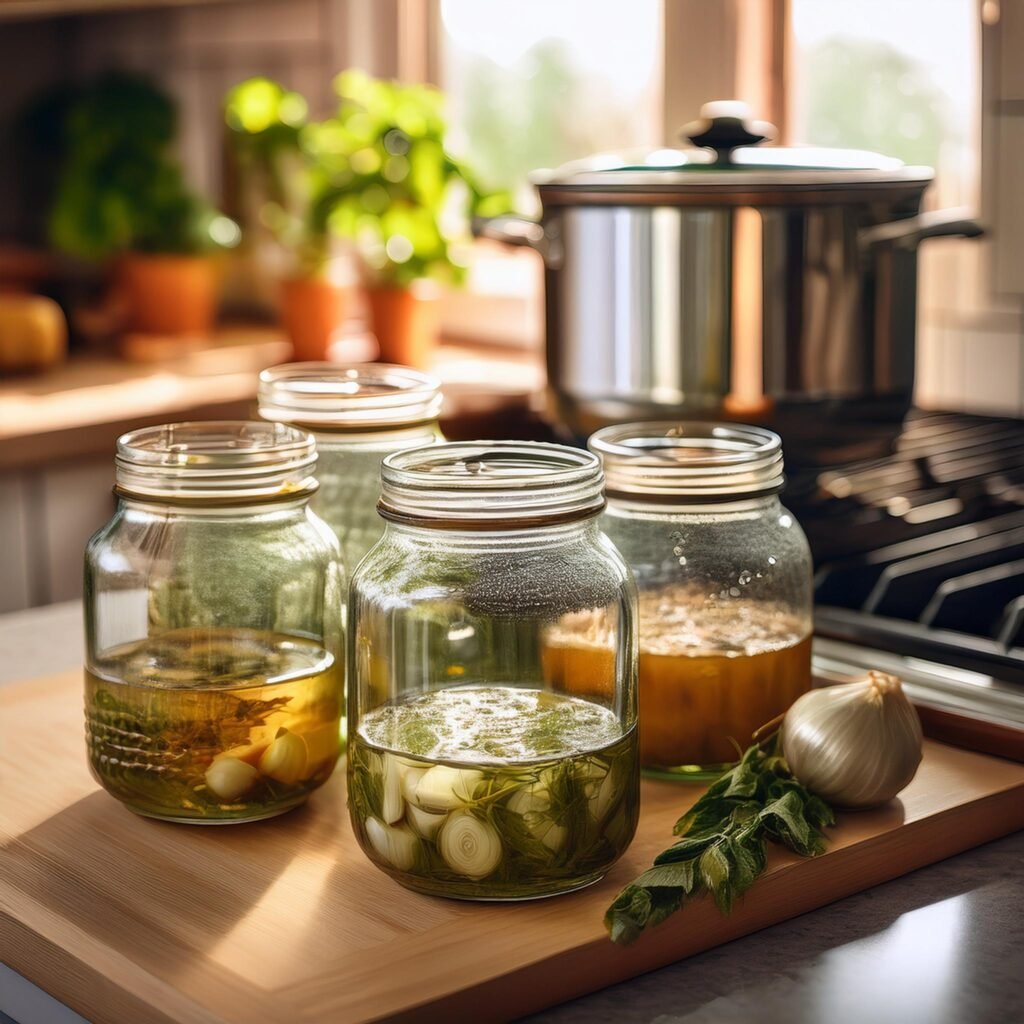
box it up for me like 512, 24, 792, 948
115, 421, 317, 503
378, 440, 605, 527
258, 362, 442, 430
589, 422, 784, 502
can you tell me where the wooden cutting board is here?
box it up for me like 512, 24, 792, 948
2, 669, 1023, 1024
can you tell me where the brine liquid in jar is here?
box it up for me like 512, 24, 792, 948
348, 685, 639, 900
85, 628, 343, 822
542, 587, 812, 779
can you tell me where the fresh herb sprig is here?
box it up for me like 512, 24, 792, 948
605, 740, 835, 945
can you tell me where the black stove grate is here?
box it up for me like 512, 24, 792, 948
789, 410, 1024, 684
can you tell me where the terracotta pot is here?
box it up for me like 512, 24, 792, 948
366, 285, 439, 368
117, 253, 218, 335
280, 275, 349, 361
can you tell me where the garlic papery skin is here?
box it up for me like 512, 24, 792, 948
781, 671, 923, 808
438, 811, 503, 879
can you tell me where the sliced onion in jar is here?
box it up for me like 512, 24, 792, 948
438, 811, 502, 879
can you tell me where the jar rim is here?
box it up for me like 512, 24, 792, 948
589, 421, 784, 501
115, 421, 318, 503
379, 440, 605, 527
258, 362, 443, 429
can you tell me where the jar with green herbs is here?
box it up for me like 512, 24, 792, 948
347, 441, 640, 900
84, 421, 344, 823
258, 362, 443, 574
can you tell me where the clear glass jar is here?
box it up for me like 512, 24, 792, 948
589, 423, 813, 780
258, 362, 443, 574
347, 441, 639, 900
84, 421, 344, 823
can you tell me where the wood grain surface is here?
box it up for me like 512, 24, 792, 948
2, 669, 1023, 1024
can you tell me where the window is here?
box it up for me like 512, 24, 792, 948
789, 0, 979, 211
439, 0, 662, 212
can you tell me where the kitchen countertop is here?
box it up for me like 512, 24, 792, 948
0, 603, 1021, 1024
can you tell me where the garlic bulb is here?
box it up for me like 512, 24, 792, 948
781, 671, 923, 807
438, 812, 502, 878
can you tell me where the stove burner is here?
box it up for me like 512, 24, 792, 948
789, 411, 1024, 684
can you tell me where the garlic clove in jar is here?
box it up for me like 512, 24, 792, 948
365, 817, 420, 871
781, 671, 923, 808
406, 802, 447, 839
205, 756, 260, 801
258, 728, 308, 786
407, 765, 483, 812
380, 754, 405, 824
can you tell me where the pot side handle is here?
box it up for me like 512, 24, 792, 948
472, 215, 561, 267
860, 207, 985, 251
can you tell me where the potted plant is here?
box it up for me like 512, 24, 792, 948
325, 71, 506, 367
29, 73, 236, 338
225, 77, 353, 361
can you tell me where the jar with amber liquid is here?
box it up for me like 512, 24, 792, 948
258, 363, 443, 574
582, 423, 813, 779
84, 422, 344, 822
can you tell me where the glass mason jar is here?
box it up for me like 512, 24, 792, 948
347, 441, 640, 900
258, 362, 443, 574
588, 423, 813, 780
84, 421, 344, 823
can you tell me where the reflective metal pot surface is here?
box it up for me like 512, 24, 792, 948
479, 105, 982, 460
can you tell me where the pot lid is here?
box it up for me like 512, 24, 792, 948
535, 101, 933, 206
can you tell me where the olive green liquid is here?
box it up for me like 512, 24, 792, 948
85, 628, 342, 823
349, 686, 639, 899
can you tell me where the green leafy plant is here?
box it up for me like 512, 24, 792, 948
225, 76, 328, 275
21, 73, 234, 260
605, 739, 835, 945
225, 71, 508, 285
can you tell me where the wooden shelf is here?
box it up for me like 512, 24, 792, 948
0, 328, 543, 470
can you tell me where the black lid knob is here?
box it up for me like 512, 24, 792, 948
682, 101, 776, 164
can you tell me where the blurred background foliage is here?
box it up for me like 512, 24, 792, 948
18, 73, 234, 261
226, 70, 509, 286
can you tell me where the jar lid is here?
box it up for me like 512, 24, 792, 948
258, 362, 443, 430
378, 441, 605, 527
536, 101, 932, 207
115, 421, 318, 503
589, 422, 784, 503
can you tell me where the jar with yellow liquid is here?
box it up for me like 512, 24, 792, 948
580, 423, 813, 780
84, 421, 344, 822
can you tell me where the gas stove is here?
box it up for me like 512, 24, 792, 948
785, 410, 1024, 746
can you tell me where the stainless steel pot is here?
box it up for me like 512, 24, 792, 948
477, 103, 982, 461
